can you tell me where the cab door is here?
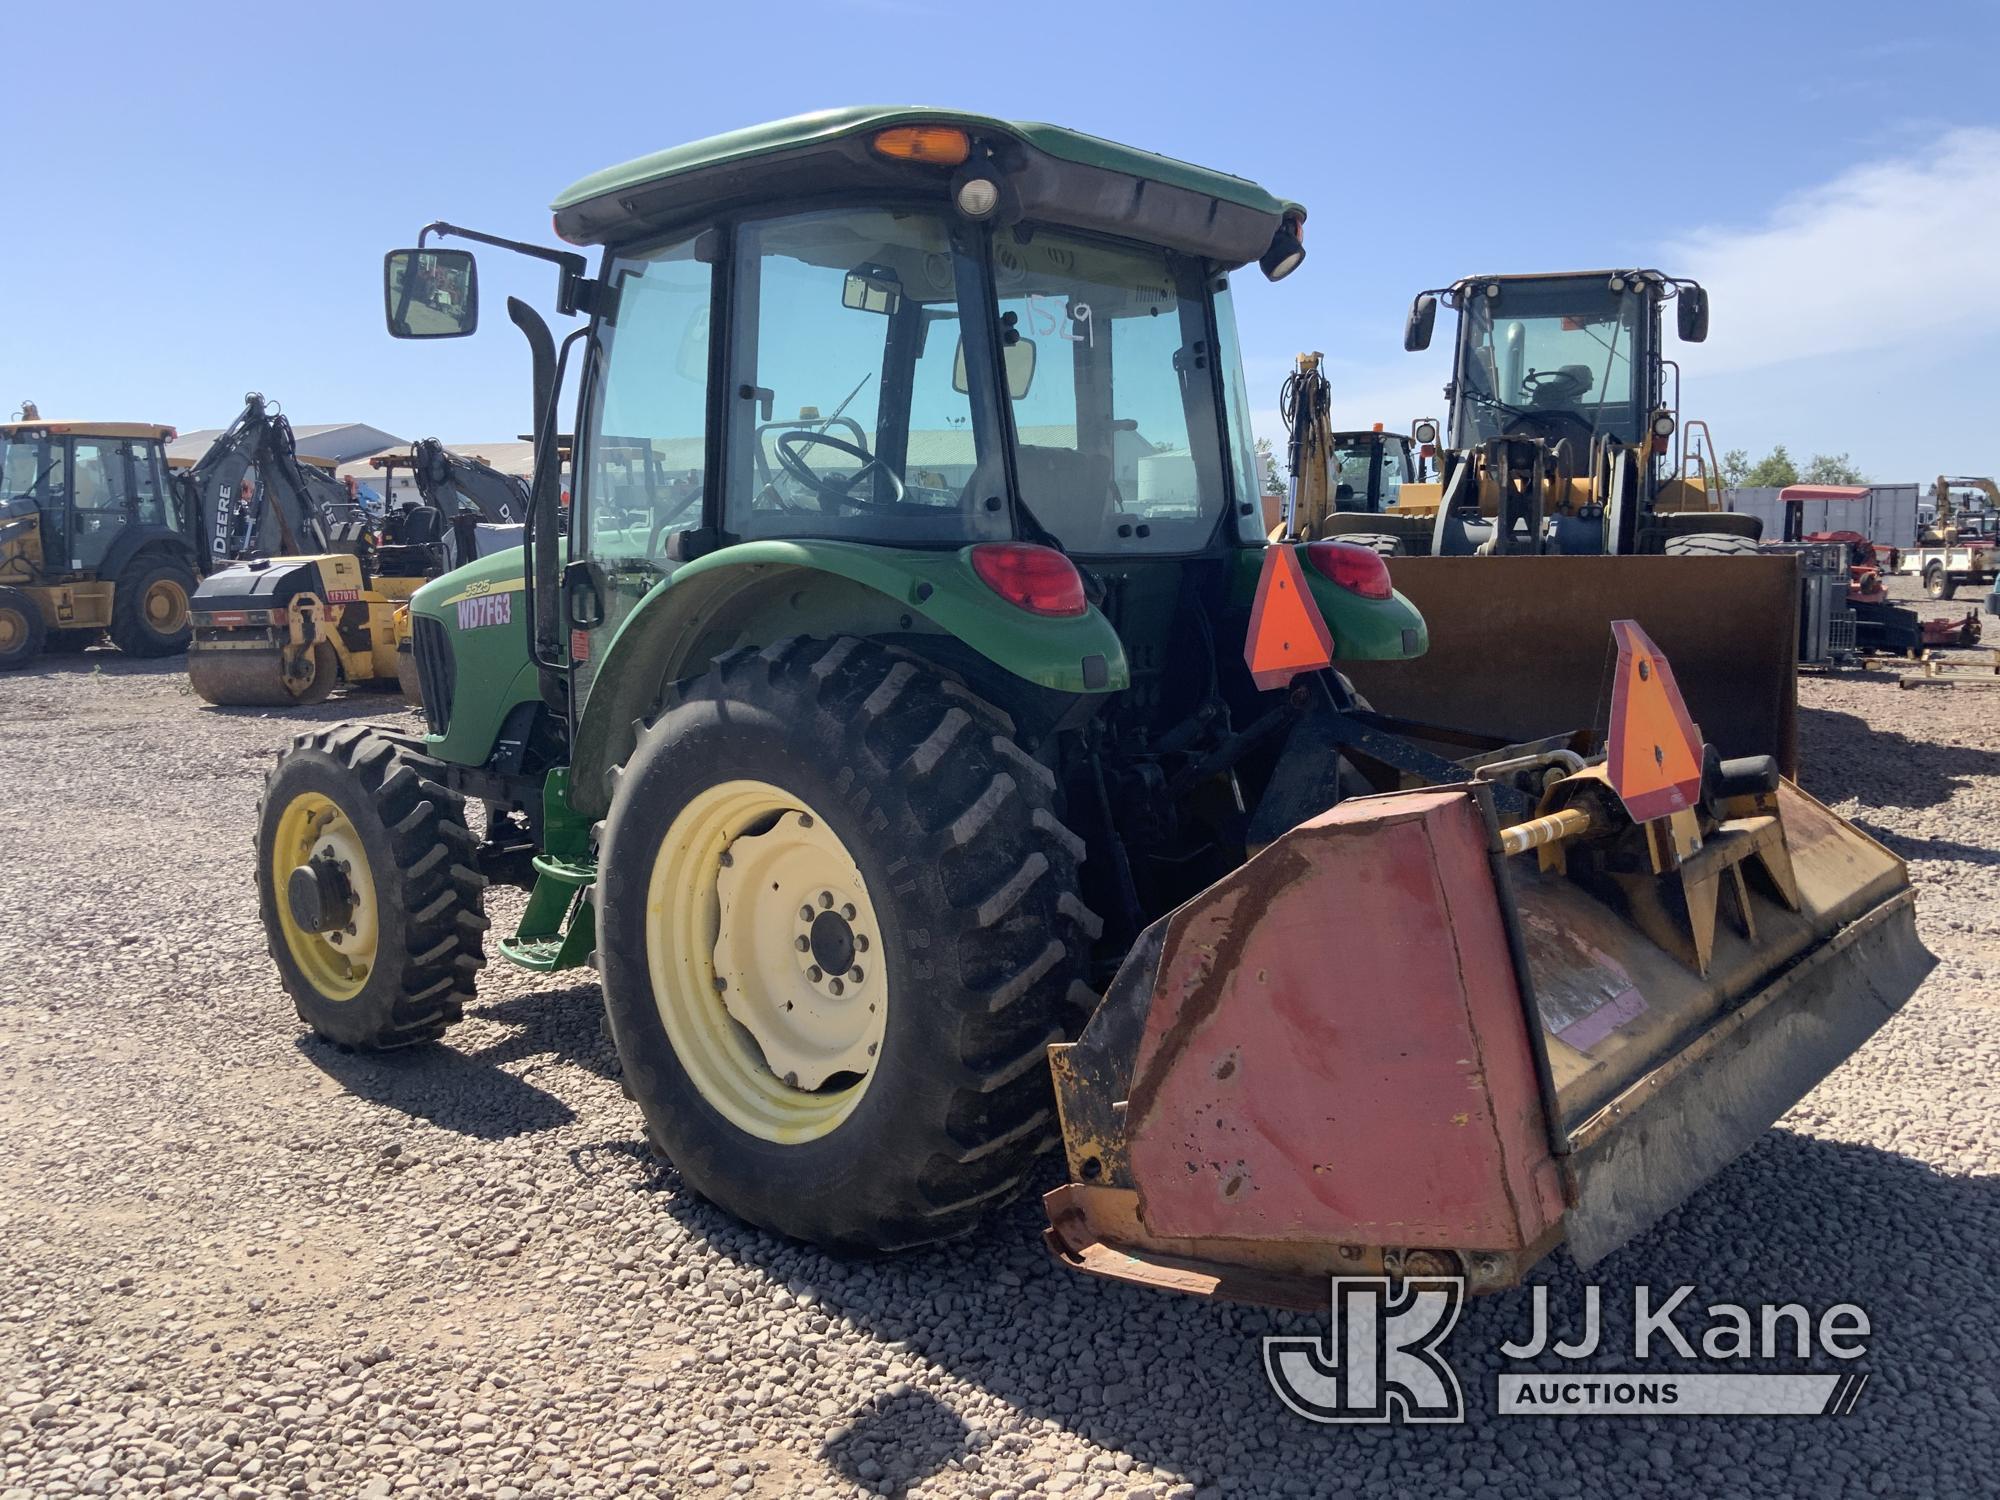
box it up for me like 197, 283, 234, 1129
568, 231, 717, 708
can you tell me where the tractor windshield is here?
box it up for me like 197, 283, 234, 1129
1454, 277, 1645, 450
994, 228, 1235, 555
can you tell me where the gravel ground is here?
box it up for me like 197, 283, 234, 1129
2, 581, 1995, 1500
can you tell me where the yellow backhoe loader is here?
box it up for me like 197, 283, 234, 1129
0, 405, 202, 668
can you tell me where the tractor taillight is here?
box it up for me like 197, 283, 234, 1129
871, 125, 971, 166
1305, 540, 1393, 600
969, 543, 1087, 617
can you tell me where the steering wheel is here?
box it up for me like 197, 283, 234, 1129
1522, 367, 1590, 406
775, 429, 906, 513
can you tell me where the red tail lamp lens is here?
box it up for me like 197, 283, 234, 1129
969, 543, 1087, 616
1304, 540, 1393, 600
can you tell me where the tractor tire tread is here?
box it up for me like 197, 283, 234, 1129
603, 634, 1096, 1252
257, 725, 486, 1049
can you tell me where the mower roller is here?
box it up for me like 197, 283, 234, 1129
254, 109, 1930, 1308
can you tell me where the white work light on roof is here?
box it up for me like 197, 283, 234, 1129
956, 177, 1001, 219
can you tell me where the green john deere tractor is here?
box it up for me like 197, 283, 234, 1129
259, 109, 1929, 1300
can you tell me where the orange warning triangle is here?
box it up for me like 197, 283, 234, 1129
1606, 619, 1705, 822
1244, 544, 1336, 690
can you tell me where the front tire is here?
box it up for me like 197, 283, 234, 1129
596, 636, 1097, 1252
109, 558, 196, 657
0, 587, 46, 669
257, 725, 487, 1048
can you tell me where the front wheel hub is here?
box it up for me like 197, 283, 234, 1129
287, 857, 354, 934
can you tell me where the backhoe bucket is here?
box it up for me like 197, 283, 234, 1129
1043, 779, 1930, 1307
1339, 555, 1802, 771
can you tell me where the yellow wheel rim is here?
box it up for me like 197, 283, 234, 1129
646, 779, 887, 1143
0, 608, 25, 654
144, 577, 190, 633
271, 792, 379, 1001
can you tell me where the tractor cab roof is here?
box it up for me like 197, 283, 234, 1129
0, 420, 176, 441
552, 106, 1302, 270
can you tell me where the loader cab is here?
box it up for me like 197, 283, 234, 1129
1412, 271, 1703, 473
0, 422, 186, 577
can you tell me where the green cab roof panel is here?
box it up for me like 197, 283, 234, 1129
550, 106, 1301, 268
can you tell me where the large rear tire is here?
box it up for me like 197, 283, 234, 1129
1664, 532, 1761, 557
257, 725, 487, 1048
108, 558, 196, 657
0, 587, 46, 669
596, 636, 1097, 1252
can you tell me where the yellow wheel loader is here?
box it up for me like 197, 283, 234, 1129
0, 406, 202, 668
1305, 272, 1802, 768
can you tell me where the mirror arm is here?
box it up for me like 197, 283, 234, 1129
420, 220, 600, 317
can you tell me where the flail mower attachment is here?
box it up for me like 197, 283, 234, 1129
1043, 621, 1932, 1307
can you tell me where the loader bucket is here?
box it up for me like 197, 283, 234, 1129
1043, 779, 1931, 1307
1338, 555, 1803, 772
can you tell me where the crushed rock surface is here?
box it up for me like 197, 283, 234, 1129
1, 601, 1995, 1498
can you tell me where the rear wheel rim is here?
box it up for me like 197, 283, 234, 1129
644, 779, 886, 1143
144, 577, 190, 634
271, 792, 378, 1001
0, 607, 27, 654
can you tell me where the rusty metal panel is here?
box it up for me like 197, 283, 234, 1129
1340, 556, 1801, 771
1120, 789, 1566, 1251
1562, 892, 1929, 1265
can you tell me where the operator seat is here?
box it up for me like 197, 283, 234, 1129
1013, 444, 1120, 551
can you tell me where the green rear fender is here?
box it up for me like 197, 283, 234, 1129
569, 540, 1129, 817
1229, 544, 1428, 662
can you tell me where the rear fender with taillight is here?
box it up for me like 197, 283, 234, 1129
1232, 542, 1428, 663
566, 537, 1127, 819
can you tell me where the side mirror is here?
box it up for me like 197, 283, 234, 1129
1411, 417, 1439, 446
842, 265, 903, 316
1404, 293, 1438, 352
953, 336, 1037, 400
384, 249, 479, 339
1676, 285, 1709, 343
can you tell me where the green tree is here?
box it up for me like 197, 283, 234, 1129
1254, 435, 1284, 494
1802, 452, 1867, 485
1719, 448, 1752, 489
1743, 445, 1800, 488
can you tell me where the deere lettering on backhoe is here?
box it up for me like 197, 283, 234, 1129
253, 108, 1928, 1304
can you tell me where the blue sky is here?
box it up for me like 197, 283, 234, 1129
6, 1, 1997, 482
